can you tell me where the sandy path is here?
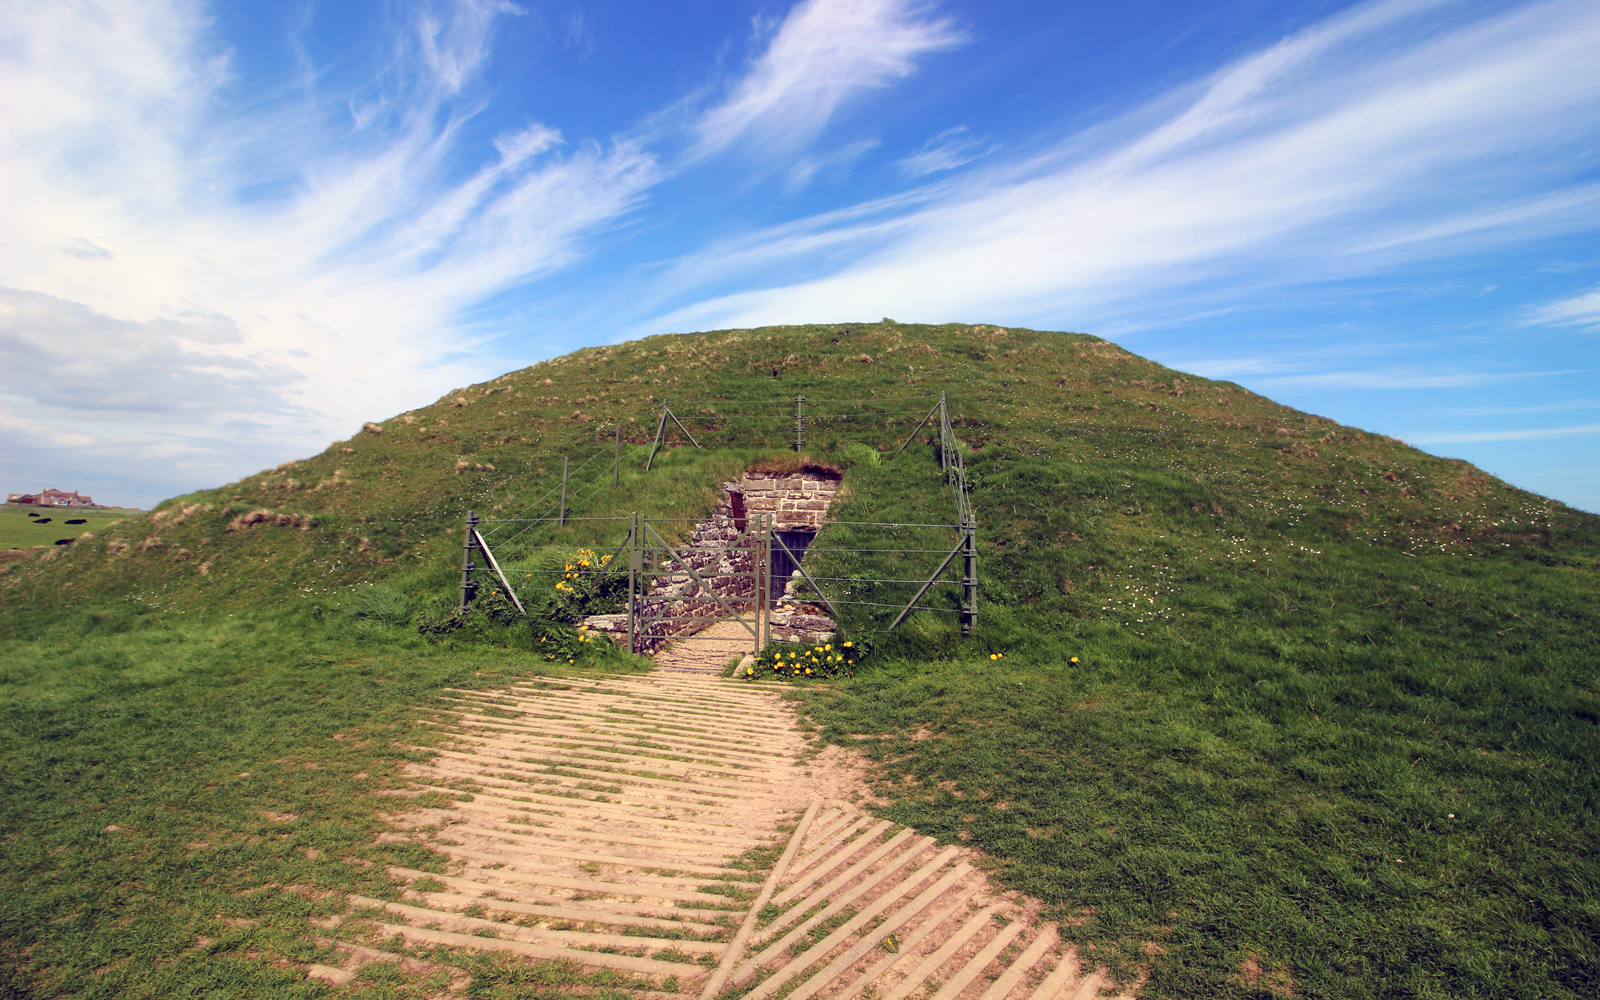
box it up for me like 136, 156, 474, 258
309, 670, 1127, 1000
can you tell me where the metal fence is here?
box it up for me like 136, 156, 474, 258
458, 392, 978, 644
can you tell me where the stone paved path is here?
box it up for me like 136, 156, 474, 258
322, 671, 1125, 999
653, 617, 763, 674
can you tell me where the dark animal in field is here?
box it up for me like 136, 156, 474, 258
35, 518, 52, 524
66, 518, 86, 524
27, 512, 39, 517
54, 538, 73, 546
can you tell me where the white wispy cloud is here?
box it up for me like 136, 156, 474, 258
1250, 369, 1590, 391
693, 0, 965, 159
2, 0, 962, 503
1434, 400, 1600, 416
645, 0, 1600, 333
1525, 284, 1600, 328
898, 125, 994, 176
1407, 422, 1600, 443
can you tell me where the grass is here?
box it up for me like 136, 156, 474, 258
3, 320, 1598, 997
783, 431, 1600, 997
0, 506, 135, 550
0, 603, 654, 998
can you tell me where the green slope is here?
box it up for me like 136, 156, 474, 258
2, 321, 1597, 999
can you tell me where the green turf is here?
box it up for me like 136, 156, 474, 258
2, 321, 1597, 997
0, 505, 135, 550
0, 606, 661, 999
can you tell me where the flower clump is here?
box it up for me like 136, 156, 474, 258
538, 624, 599, 664
554, 548, 611, 592
745, 640, 862, 681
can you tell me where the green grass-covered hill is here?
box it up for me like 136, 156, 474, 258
3, 321, 1597, 999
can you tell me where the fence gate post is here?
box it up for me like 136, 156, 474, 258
559, 456, 569, 527
794, 396, 806, 451
962, 515, 978, 636
627, 511, 641, 655
760, 513, 771, 656
459, 511, 480, 613
645, 401, 669, 471
613, 424, 621, 486
938, 392, 950, 475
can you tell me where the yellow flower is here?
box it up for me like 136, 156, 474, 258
843, 641, 853, 647
989, 653, 998, 660
825, 644, 832, 651
1070, 656, 1080, 664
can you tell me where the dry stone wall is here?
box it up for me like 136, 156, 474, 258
727, 467, 842, 531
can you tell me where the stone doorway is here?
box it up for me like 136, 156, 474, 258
725, 461, 842, 606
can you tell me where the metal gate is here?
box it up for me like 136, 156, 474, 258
461, 511, 846, 655
458, 505, 974, 652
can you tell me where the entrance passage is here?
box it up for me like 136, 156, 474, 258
727, 463, 841, 605
770, 530, 814, 601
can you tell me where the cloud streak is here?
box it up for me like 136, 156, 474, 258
1526, 285, 1600, 329
645, 0, 1600, 333
898, 126, 994, 176
1407, 422, 1600, 443
693, 0, 965, 159
1, 0, 964, 504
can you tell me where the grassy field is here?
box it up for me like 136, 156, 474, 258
0, 506, 135, 550
3, 320, 1597, 998
789, 452, 1600, 998
0, 604, 664, 999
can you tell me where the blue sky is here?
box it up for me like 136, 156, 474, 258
3, 0, 1599, 511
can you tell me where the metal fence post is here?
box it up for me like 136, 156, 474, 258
645, 401, 669, 470
613, 424, 620, 486
938, 392, 949, 474
627, 511, 640, 655
559, 456, 569, 527
794, 396, 805, 452
760, 513, 771, 656
459, 511, 480, 613
962, 515, 978, 636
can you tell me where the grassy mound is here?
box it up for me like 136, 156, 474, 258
3, 321, 1598, 998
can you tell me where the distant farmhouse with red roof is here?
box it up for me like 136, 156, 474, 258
6, 488, 98, 508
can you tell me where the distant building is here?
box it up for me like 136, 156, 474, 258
6, 488, 96, 507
